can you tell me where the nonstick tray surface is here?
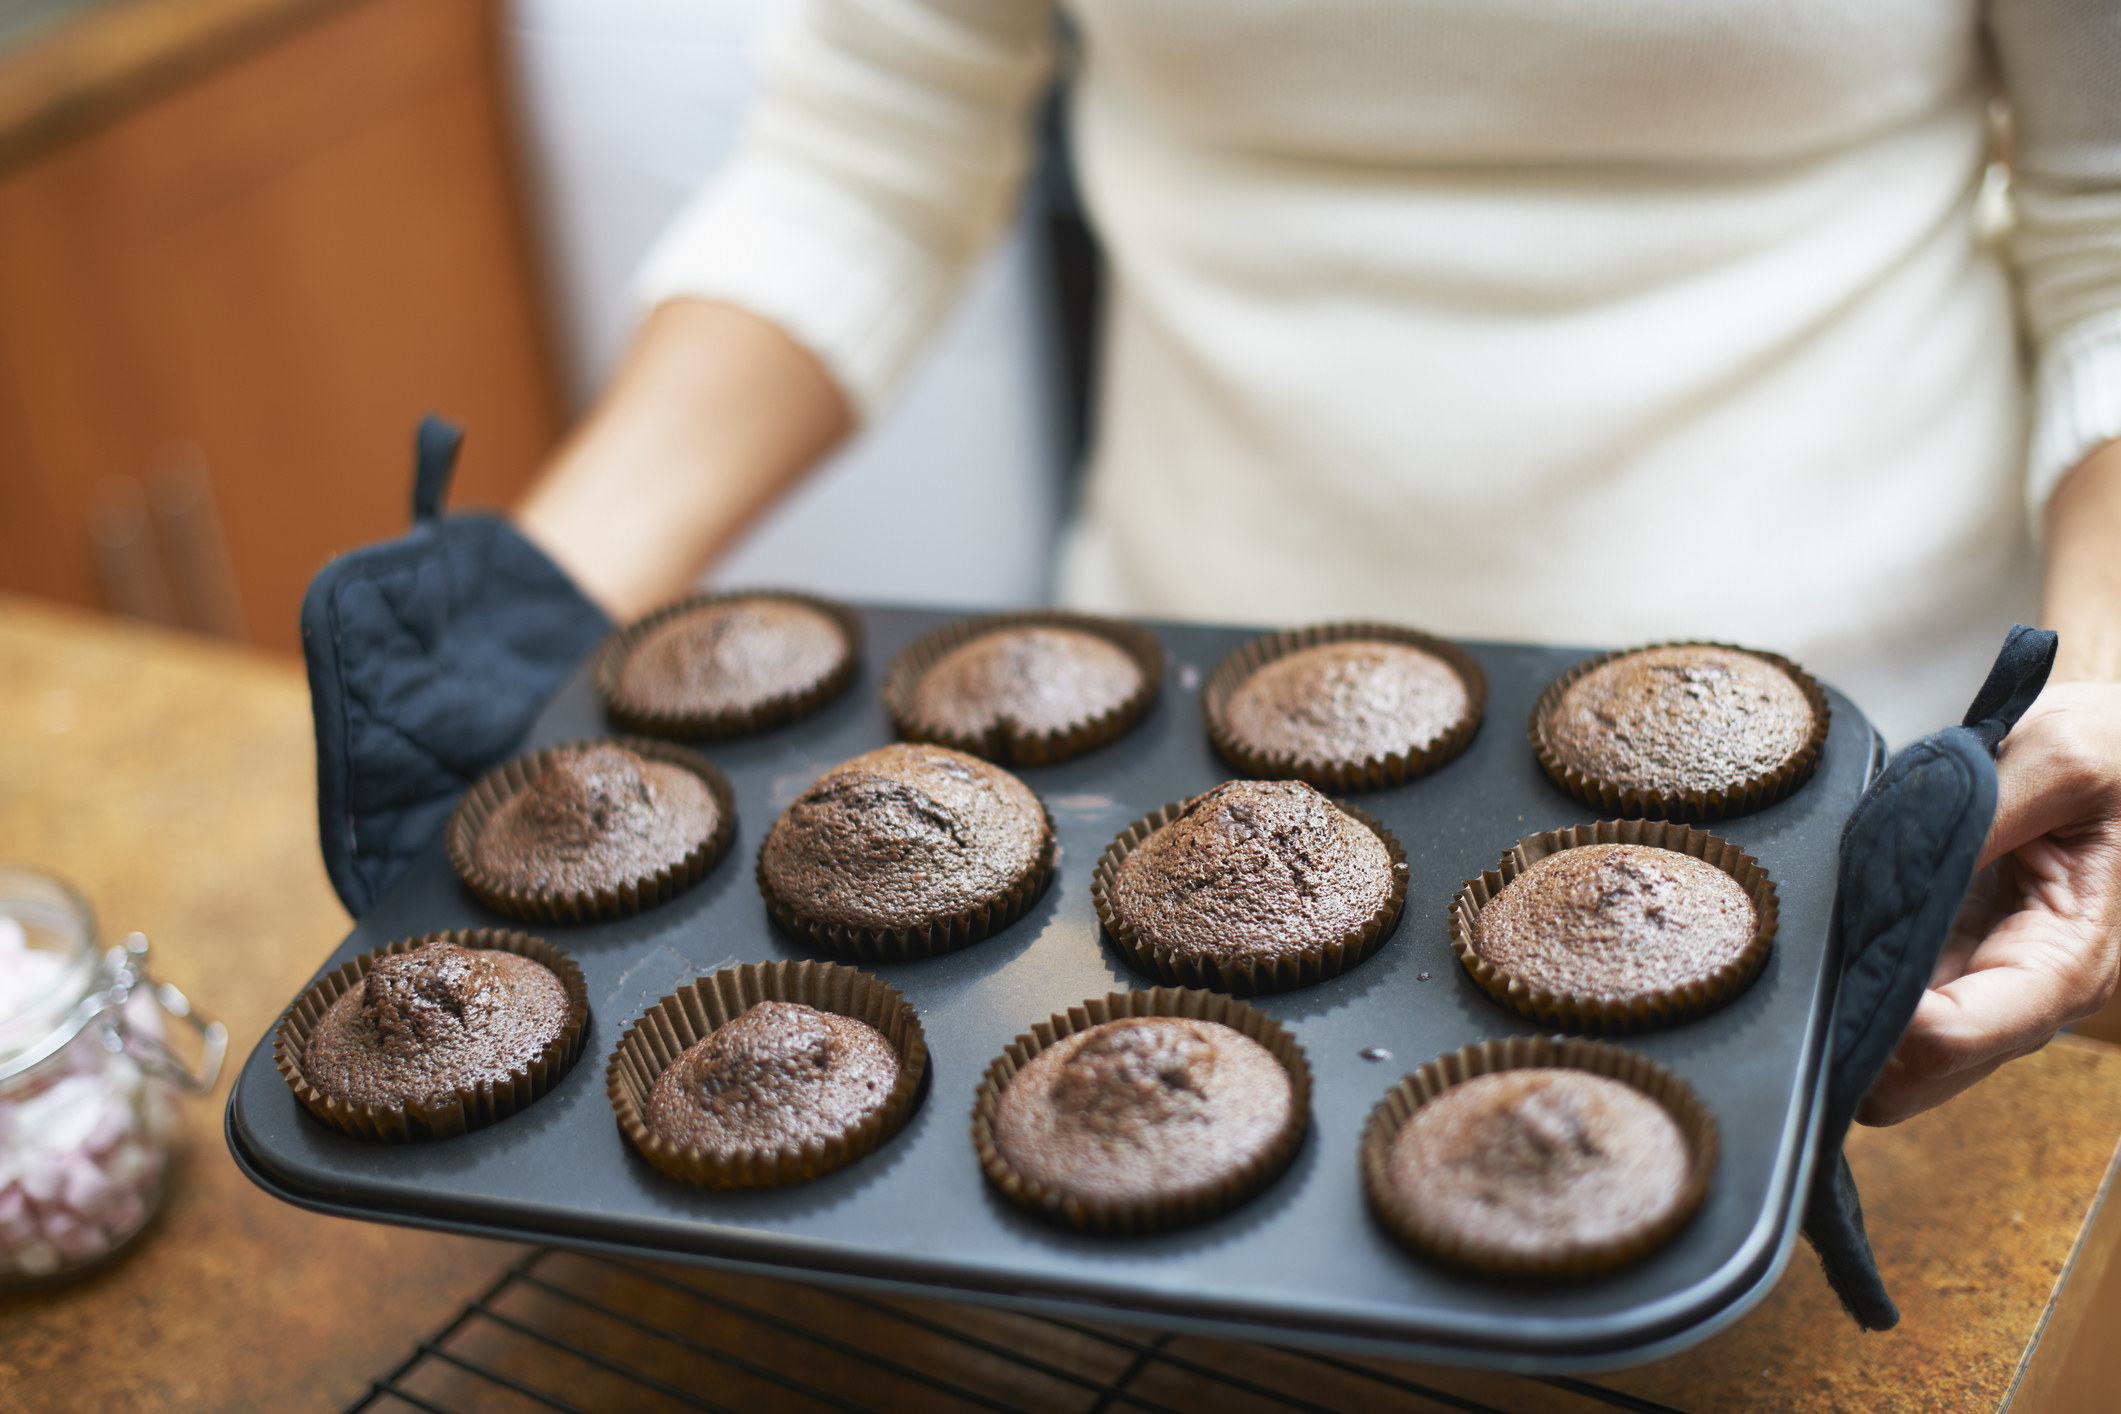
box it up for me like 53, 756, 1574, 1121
229, 606, 1877, 1370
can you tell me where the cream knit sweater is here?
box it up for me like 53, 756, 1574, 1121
637, 0, 2121, 745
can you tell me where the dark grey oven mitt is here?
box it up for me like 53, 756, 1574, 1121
1801, 623, 2058, 1330
300, 417, 610, 915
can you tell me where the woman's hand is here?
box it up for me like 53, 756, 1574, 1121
1862, 437, 2121, 1125
1859, 682, 2121, 1125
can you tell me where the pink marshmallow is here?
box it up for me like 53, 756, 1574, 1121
82, 1100, 134, 1156
40, 1209, 107, 1262
100, 1141, 150, 1192
20, 1160, 64, 1205
60, 1155, 113, 1219
13, 1242, 59, 1276
0, 1185, 33, 1249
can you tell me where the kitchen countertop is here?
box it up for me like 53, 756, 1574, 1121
0, 596, 517, 1409
0, 592, 2116, 1411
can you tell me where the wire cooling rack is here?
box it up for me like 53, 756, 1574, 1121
347, 1248, 1696, 1414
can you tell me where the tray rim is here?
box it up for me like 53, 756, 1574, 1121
225, 1040, 1833, 1375
225, 615, 1883, 1368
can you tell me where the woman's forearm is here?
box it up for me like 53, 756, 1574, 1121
516, 298, 852, 620
2043, 438, 2121, 684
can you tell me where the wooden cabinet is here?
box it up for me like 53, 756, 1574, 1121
0, 0, 560, 654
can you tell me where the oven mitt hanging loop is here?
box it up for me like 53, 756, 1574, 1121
301, 416, 611, 916
1802, 624, 2058, 1330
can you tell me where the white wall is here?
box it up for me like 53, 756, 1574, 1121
504, 0, 1065, 608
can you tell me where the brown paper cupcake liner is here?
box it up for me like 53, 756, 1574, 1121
756, 796, 1059, 963
1090, 796, 1408, 996
591, 590, 863, 739
1360, 1035, 1718, 1278
1449, 821, 1778, 1032
275, 930, 590, 1143
1203, 622, 1488, 792
1529, 641, 1831, 822
605, 959, 927, 1189
970, 988, 1312, 1234
446, 736, 739, 925
881, 610, 1165, 767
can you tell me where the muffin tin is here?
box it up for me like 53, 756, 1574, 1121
226, 606, 1879, 1372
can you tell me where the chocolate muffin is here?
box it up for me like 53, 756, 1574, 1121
646, 1001, 899, 1157
883, 613, 1163, 765
1097, 780, 1405, 992
992, 1017, 1293, 1210
596, 593, 857, 737
607, 959, 929, 1188
1378, 1068, 1698, 1275
757, 743, 1055, 958
1533, 643, 1826, 819
1203, 623, 1486, 790
1451, 822, 1776, 1030
462, 742, 725, 915
302, 938, 571, 1113
1224, 641, 1469, 771
1476, 844, 1755, 999
913, 627, 1142, 739
974, 991, 1313, 1232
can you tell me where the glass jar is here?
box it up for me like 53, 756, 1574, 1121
0, 866, 225, 1288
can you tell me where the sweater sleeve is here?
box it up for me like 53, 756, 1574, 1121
633, 0, 1057, 419
1988, 0, 2121, 525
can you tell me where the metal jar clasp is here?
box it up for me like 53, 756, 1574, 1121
0, 932, 227, 1092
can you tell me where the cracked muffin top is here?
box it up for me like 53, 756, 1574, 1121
1473, 844, 1757, 999
990, 1016, 1295, 1207
1108, 780, 1395, 962
646, 1000, 899, 1157
471, 743, 719, 899
1540, 644, 1815, 799
758, 743, 1050, 934
303, 939, 570, 1112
